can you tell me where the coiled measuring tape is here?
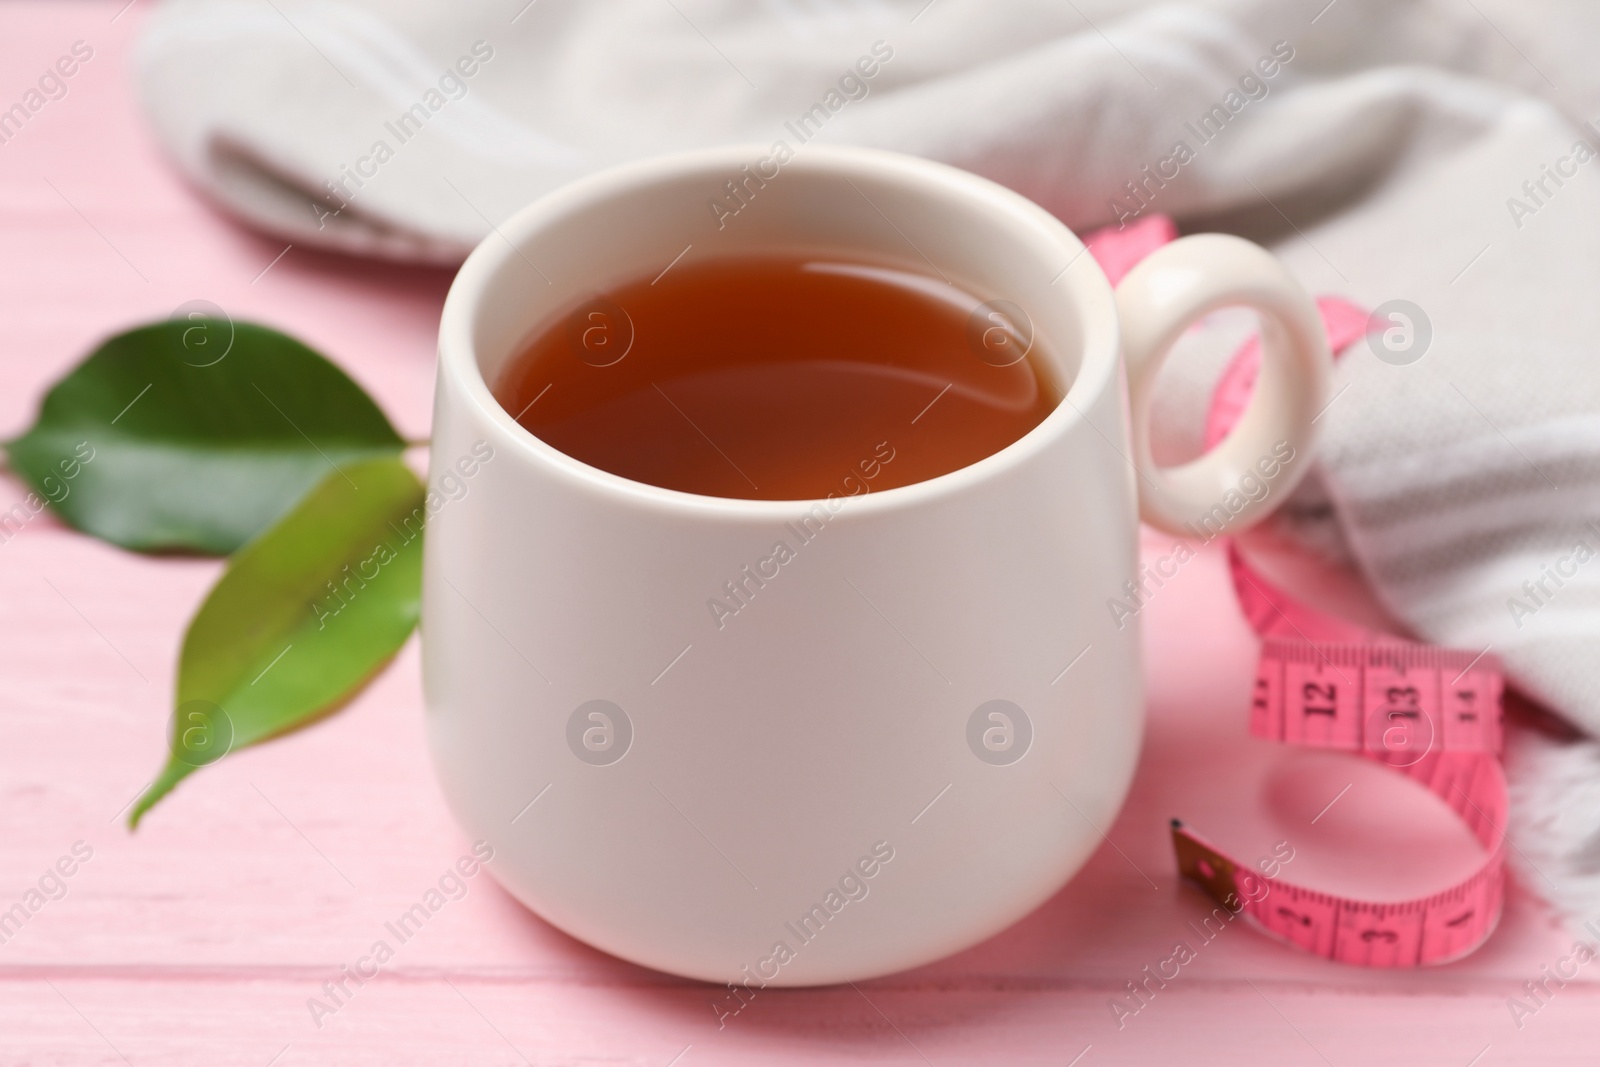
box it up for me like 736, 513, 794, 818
1170, 616, 1508, 966
1146, 266, 1512, 967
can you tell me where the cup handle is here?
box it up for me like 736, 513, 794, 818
1114, 233, 1333, 537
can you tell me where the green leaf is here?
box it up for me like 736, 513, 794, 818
8, 319, 404, 554
129, 456, 425, 827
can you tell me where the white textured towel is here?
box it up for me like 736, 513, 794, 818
137, 0, 1600, 923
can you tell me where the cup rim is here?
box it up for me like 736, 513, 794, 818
437, 143, 1121, 520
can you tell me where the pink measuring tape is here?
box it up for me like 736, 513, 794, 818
1089, 217, 1510, 967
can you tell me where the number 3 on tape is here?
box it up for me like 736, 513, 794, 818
1171, 583, 1509, 968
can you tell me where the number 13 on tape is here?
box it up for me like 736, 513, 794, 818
1171, 637, 1508, 967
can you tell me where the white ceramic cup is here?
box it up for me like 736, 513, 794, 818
425, 144, 1331, 986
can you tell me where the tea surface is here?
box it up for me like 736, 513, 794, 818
496, 254, 1060, 499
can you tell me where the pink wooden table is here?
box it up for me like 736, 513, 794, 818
2, 4, 1594, 1063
